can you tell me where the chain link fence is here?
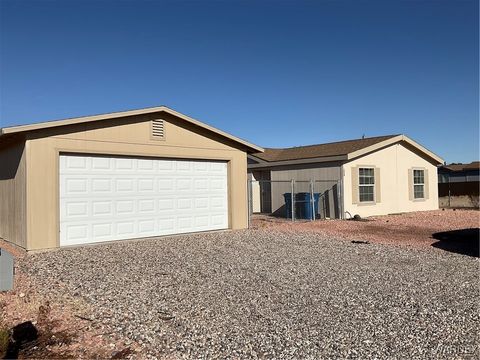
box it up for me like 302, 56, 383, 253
248, 179, 343, 226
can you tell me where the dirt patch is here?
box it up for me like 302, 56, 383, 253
251, 209, 480, 250
0, 239, 138, 359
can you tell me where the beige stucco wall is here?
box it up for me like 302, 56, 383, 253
24, 112, 248, 250
0, 140, 27, 248
343, 142, 439, 217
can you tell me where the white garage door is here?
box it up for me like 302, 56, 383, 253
59, 154, 228, 246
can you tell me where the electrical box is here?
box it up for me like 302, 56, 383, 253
0, 248, 14, 291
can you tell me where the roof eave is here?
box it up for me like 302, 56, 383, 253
247, 154, 348, 169
0, 106, 264, 154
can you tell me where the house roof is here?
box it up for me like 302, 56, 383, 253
253, 135, 399, 162
0, 105, 264, 153
441, 161, 480, 172
249, 134, 444, 166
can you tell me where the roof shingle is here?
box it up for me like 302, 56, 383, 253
252, 135, 399, 162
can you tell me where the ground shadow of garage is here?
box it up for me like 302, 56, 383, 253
431, 228, 479, 257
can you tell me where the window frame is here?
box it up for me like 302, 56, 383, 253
358, 167, 375, 203
412, 168, 425, 200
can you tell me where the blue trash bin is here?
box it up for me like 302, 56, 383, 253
283, 193, 292, 218
284, 192, 320, 220
295, 192, 321, 220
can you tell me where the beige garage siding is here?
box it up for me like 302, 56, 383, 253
24, 112, 249, 250
0, 140, 27, 248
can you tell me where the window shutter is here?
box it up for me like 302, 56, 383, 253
351, 167, 359, 204
408, 169, 414, 201
374, 167, 381, 203
151, 119, 165, 139
424, 169, 429, 199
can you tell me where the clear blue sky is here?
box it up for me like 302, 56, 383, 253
0, 0, 478, 163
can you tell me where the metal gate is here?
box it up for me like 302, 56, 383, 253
248, 179, 343, 226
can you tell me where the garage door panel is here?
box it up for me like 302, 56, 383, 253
115, 158, 135, 170
138, 178, 155, 192
116, 200, 135, 214
65, 224, 89, 242
158, 218, 175, 232
92, 223, 113, 238
92, 157, 112, 170
65, 156, 88, 170
176, 179, 193, 191
195, 215, 209, 227
115, 178, 135, 192
92, 201, 113, 216
138, 199, 155, 213
60, 155, 228, 246
92, 178, 112, 193
116, 221, 136, 236
211, 214, 227, 226
194, 197, 209, 209
158, 179, 174, 190
178, 161, 195, 171
65, 178, 89, 194
193, 162, 208, 171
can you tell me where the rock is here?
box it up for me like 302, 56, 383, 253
111, 347, 132, 359
5, 321, 38, 359
11, 321, 38, 345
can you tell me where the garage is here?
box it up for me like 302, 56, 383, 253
60, 154, 229, 246
0, 106, 263, 250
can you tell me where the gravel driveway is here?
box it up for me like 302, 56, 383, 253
25, 230, 479, 359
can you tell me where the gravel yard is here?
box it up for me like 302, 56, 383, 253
252, 209, 479, 253
0, 240, 135, 359
25, 229, 479, 359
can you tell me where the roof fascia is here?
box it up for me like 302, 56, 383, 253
247, 154, 270, 165
247, 154, 347, 169
1, 106, 264, 153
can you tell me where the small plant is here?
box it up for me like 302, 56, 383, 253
0, 328, 9, 357
37, 301, 51, 332
0, 300, 8, 357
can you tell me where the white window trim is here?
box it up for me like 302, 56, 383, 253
358, 166, 375, 204
412, 168, 426, 201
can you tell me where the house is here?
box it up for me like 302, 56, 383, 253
248, 134, 443, 218
438, 161, 479, 183
438, 161, 479, 208
0, 106, 263, 250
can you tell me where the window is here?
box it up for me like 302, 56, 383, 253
359, 168, 375, 202
413, 169, 425, 199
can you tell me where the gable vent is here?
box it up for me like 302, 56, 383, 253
151, 119, 165, 139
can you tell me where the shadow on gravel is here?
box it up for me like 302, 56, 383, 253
431, 228, 479, 257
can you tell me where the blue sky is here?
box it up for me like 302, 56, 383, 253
0, 0, 478, 163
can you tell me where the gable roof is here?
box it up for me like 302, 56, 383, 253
0, 105, 263, 153
249, 134, 443, 166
